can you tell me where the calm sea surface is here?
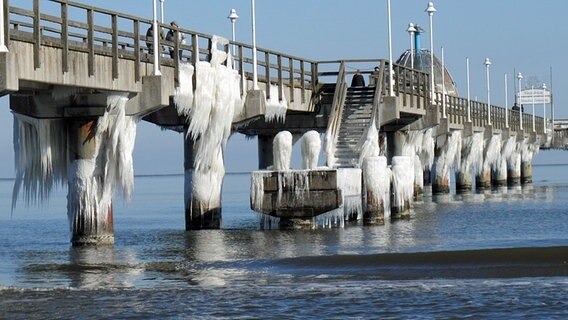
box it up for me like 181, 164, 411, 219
1, 165, 568, 319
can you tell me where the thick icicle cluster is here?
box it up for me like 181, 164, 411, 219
357, 121, 380, 168
391, 156, 414, 209
68, 94, 137, 233
434, 130, 462, 181
173, 35, 243, 208
483, 135, 502, 174
12, 114, 68, 209
459, 132, 484, 175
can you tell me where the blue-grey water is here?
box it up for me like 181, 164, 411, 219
1, 165, 568, 319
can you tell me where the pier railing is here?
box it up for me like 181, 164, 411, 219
7, 0, 317, 101
434, 92, 546, 133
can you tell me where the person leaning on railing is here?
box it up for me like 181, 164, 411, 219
166, 21, 186, 59
146, 25, 165, 54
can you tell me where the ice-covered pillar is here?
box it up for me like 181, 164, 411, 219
432, 136, 450, 194
362, 156, 389, 225
507, 153, 521, 185
257, 134, 274, 169
491, 158, 508, 187
68, 120, 113, 246
521, 161, 532, 184
455, 170, 473, 193
391, 156, 412, 219
476, 166, 491, 190
182, 130, 209, 230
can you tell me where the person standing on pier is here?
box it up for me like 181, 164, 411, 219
166, 21, 186, 59
146, 25, 165, 54
351, 69, 366, 87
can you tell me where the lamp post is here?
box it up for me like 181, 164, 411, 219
251, 0, 258, 90
542, 83, 547, 133
531, 85, 535, 132
407, 23, 416, 69
426, 2, 436, 105
152, 0, 161, 76
387, 0, 394, 96
441, 47, 446, 118
505, 73, 509, 128
159, 0, 165, 23
517, 72, 523, 130
228, 9, 239, 61
466, 57, 471, 122
484, 57, 491, 125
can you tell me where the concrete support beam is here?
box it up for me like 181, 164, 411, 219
258, 134, 275, 170
68, 119, 114, 246
185, 134, 221, 230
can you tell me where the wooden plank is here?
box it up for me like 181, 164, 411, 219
61, 1, 68, 73
111, 14, 118, 79
133, 19, 140, 82
264, 51, 270, 99
4, 0, 9, 47
300, 60, 305, 104
288, 57, 294, 103
33, 0, 40, 69
277, 54, 282, 101
87, 8, 94, 76
238, 45, 244, 95
191, 33, 198, 90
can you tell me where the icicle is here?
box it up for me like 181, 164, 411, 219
362, 156, 391, 218
265, 84, 288, 122
391, 156, 414, 209
357, 120, 380, 168
483, 134, 502, 173
337, 168, 363, 221
12, 114, 68, 210
300, 130, 321, 169
433, 130, 462, 182
174, 63, 195, 119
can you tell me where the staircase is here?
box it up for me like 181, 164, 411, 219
334, 86, 375, 167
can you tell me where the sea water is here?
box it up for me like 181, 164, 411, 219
1, 165, 568, 318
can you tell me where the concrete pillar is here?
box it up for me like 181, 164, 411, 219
386, 131, 404, 165
491, 159, 508, 187
257, 135, 274, 169
391, 156, 412, 219
68, 120, 114, 246
507, 154, 521, 186
423, 168, 432, 186
432, 139, 450, 194
476, 167, 492, 190
362, 157, 388, 225
413, 156, 424, 200
185, 133, 222, 230
278, 217, 313, 230
521, 160, 532, 184
455, 170, 473, 193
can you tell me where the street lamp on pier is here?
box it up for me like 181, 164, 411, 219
387, 0, 394, 96
517, 72, 523, 130
159, 0, 165, 23
228, 9, 239, 63
251, 0, 258, 90
407, 23, 416, 69
484, 57, 492, 125
152, 0, 161, 76
425, 2, 436, 105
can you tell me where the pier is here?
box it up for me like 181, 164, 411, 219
3, 0, 567, 244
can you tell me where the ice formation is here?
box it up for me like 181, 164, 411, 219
12, 114, 68, 209
357, 120, 380, 168
520, 138, 540, 163
414, 155, 423, 194
273, 131, 293, 171
482, 134, 502, 175
458, 132, 484, 178
391, 156, 413, 210
12, 94, 137, 234
317, 168, 362, 227
172, 35, 243, 210
433, 130, 461, 182
300, 130, 321, 169
265, 84, 288, 122
324, 129, 338, 168
499, 136, 518, 179
67, 94, 137, 235
362, 156, 391, 218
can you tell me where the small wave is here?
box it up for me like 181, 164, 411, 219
274, 246, 568, 280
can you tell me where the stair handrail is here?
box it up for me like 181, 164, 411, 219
324, 61, 348, 168
371, 60, 386, 127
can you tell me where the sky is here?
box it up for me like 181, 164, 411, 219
1, 0, 568, 178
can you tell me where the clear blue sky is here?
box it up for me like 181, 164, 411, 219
1, 0, 567, 178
